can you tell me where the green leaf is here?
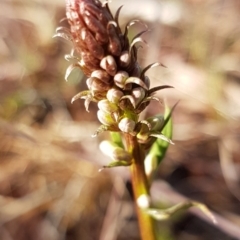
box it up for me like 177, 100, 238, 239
110, 132, 124, 148
99, 160, 132, 171
142, 201, 216, 224
145, 103, 178, 179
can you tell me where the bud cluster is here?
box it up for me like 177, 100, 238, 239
56, 0, 172, 141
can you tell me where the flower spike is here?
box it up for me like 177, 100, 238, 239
62, 0, 177, 144
60, 1, 180, 239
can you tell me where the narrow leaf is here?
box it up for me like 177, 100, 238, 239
145, 103, 177, 179
149, 132, 174, 145
142, 201, 216, 224
110, 132, 124, 148
148, 105, 172, 161
99, 160, 132, 171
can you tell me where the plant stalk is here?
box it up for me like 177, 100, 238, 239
124, 133, 156, 240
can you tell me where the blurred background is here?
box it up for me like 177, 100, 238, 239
0, 0, 240, 239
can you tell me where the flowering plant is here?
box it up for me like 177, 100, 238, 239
54, 1, 215, 239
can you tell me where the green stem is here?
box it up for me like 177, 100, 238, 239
124, 133, 156, 240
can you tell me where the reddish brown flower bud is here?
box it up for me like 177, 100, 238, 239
66, 0, 115, 76
100, 55, 117, 76
91, 70, 111, 84
119, 51, 131, 67
107, 88, 124, 103
80, 27, 104, 59
61, 0, 172, 135
86, 77, 112, 92
107, 22, 122, 56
